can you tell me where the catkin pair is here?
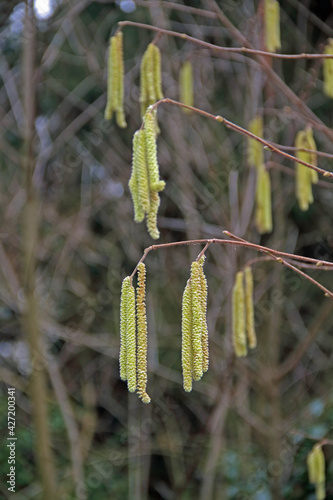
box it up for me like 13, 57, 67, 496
295, 128, 318, 211
248, 116, 264, 168
128, 108, 165, 239
264, 0, 281, 53
119, 264, 151, 403
232, 267, 257, 357
179, 61, 193, 112
307, 444, 326, 500
323, 39, 333, 98
140, 43, 164, 118
181, 257, 209, 392
255, 164, 273, 234
104, 32, 126, 128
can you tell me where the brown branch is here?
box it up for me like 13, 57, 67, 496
149, 98, 333, 178
118, 20, 333, 59
129, 234, 333, 298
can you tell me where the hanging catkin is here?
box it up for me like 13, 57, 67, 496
181, 280, 193, 392
146, 191, 160, 240
119, 276, 131, 381
307, 444, 326, 500
126, 284, 137, 392
295, 130, 317, 211
190, 261, 203, 380
248, 116, 264, 168
104, 32, 126, 127
199, 256, 209, 373
144, 109, 165, 192
264, 0, 281, 53
136, 263, 151, 404
255, 164, 273, 234
140, 43, 163, 117
323, 39, 333, 98
129, 131, 145, 222
179, 61, 193, 112
244, 266, 257, 349
232, 271, 247, 357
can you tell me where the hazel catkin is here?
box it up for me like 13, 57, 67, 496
307, 444, 326, 500
244, 266, 257, 349
232, 271, 247, 357
136, 263, 151, 403
323, 38, 333, 98
181, 280, 193, 392
264, 0, 281, 53
104, 32, 126, 127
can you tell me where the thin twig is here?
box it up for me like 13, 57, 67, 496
129, 235, 333, 298
149, 98, 333, 178
118, 20, 333, 59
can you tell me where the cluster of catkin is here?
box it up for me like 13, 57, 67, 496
264, 0, 281, 53
104, 32, 126, 128
295, 127, 318, 211
140, 43, 164, 118
231, 267, 257, 357
129, 109, 165, 239
119, 263, 150, 404
248, 116, 273, 234
307, 444, 326, 500
181, 257, 209, 392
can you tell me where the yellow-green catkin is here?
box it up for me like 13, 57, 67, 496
198, 256, 209, 373
126, 284, 137, 392
181, 280, 193, 392
255, 164, 273, 234
307, 444, 326, 500
264, 0, 281, 53
305, 127, 319, 184
129, 131, 145, 223
244, 266, 257, 349
323, 38, 333, 98
232, 271, 247, 357
190, 261, 203, 380
295, 130, 317, 211
119, 276, 131, 381
179, 61, 193, 112
104, 32, 126, 127
140, 44, 163, 117
144, 109, 165, 192
146, 190, 160, 240
248, 116, 264, 168
152, 44, 164, 101
136, 263, 151, 404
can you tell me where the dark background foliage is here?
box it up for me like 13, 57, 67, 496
0, 1, 332, 499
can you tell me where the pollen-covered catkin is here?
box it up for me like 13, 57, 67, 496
140, 44, 163, 117
179, 61, 193, 112
115, 32, 126, 128
146, 190, 160, 240
323, 38, 333, 98
198, 256, 209, 373
152, 44, 164, 101
307, 445, 326, 500
232, 271, 247, 357
136, 263, 151, 404
264, 0, 281, 53
119, 276, 131, 381
244, 266, 257, 349
181, 280, 193, 392
255, 164, 273, 234
105, 35, 118, 121
129, 131, 145, 222
126, 284, 137, 393
190, 261, 203, 380
144, 109, 165, 192
104, 32, 126, 127
248, 116, 264, 168
136, 130, 150, 213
